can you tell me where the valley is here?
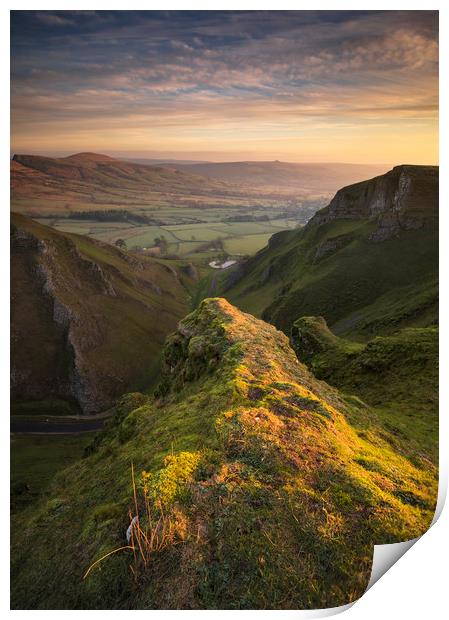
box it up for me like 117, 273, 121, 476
11, 153, 389, 260
10, 160, 439, 610
10, 8, 439, 611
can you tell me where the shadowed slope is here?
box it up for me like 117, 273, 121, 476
11, 213, 191, 413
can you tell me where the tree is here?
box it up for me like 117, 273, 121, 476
154, 235, 168, 255
115, 238, 127, 250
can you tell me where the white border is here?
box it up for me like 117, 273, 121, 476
3, 2, 447, 618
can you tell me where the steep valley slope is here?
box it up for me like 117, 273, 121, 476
11, 213, 192, 413
11, 299, 437, 609
221, 165, 438, 340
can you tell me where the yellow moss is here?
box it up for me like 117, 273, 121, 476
142, 451, 201, 508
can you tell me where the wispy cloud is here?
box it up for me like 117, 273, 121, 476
35, 12, 75, 27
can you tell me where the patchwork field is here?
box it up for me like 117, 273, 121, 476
35, 212, 301, 258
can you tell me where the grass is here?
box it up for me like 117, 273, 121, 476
11, 433, 94, 512
224, 233, 274, 255
11, 298, 438, 610
11, 398, 81, 416
11, 213, 190, 413
33, 215, 299, 259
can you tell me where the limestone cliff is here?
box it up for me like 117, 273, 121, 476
221, 165, 438, 337
11, 214, 190, 413
307, 165, 438, 241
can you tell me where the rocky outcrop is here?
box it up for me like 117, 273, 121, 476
307, 165, 438, 241
312, 232, 354, 262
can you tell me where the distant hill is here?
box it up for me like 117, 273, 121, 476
11, 213, 192, 413
11, 152, 267, 219
172, 160, 390, 193
125, 157, 211, 166
11, 152, 390, 217
220, 165, 438, 338
11, 152, 241, 215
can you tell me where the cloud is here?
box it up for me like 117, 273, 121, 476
35, 13, 75, 27
10, 10, 438, 162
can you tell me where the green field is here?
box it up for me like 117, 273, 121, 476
224, 233, 274, 254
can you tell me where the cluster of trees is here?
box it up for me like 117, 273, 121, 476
222, 214, 270, 223
114, 238, 127, 250
194, 237, 224, 253
114, 234, 170, 255
70, 209, 163, 225
153, 235, 169, 254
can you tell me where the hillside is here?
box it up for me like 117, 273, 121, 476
221, 165, 438, 339
11, 298, 437, 609
172, 161, 390, 193
11, 153, 243, 215
11, 213, 191, 413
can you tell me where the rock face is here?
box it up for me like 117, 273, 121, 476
308, 165, 438, 241
11, 214, 190, 413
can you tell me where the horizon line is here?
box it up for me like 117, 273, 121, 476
10, 150, 438, 168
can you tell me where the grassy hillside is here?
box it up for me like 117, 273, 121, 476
11, 152, 327, 217
221, 166, 438, 340
11, 152, 240, 213
11, 213, 192, 413
11, 299, 437, 609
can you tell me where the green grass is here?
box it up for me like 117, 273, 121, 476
11, 399, 81, 416
224, 233, 274, 255
291, 317, 438, 463
31, 214, 298, 258
11, 214, 190, 414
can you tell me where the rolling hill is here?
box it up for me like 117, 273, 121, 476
11, 152, 244, 215
220, 165, 438, 339
11, 213, 192, 413
11, 153, 390, 219
170, 160, 390, 193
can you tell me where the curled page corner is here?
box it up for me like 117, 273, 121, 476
366, 474, 447, 592
367, 538, 419, 591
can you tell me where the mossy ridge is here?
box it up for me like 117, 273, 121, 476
11, 298, 437, 610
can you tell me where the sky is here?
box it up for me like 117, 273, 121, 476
10, 10, 439, 164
